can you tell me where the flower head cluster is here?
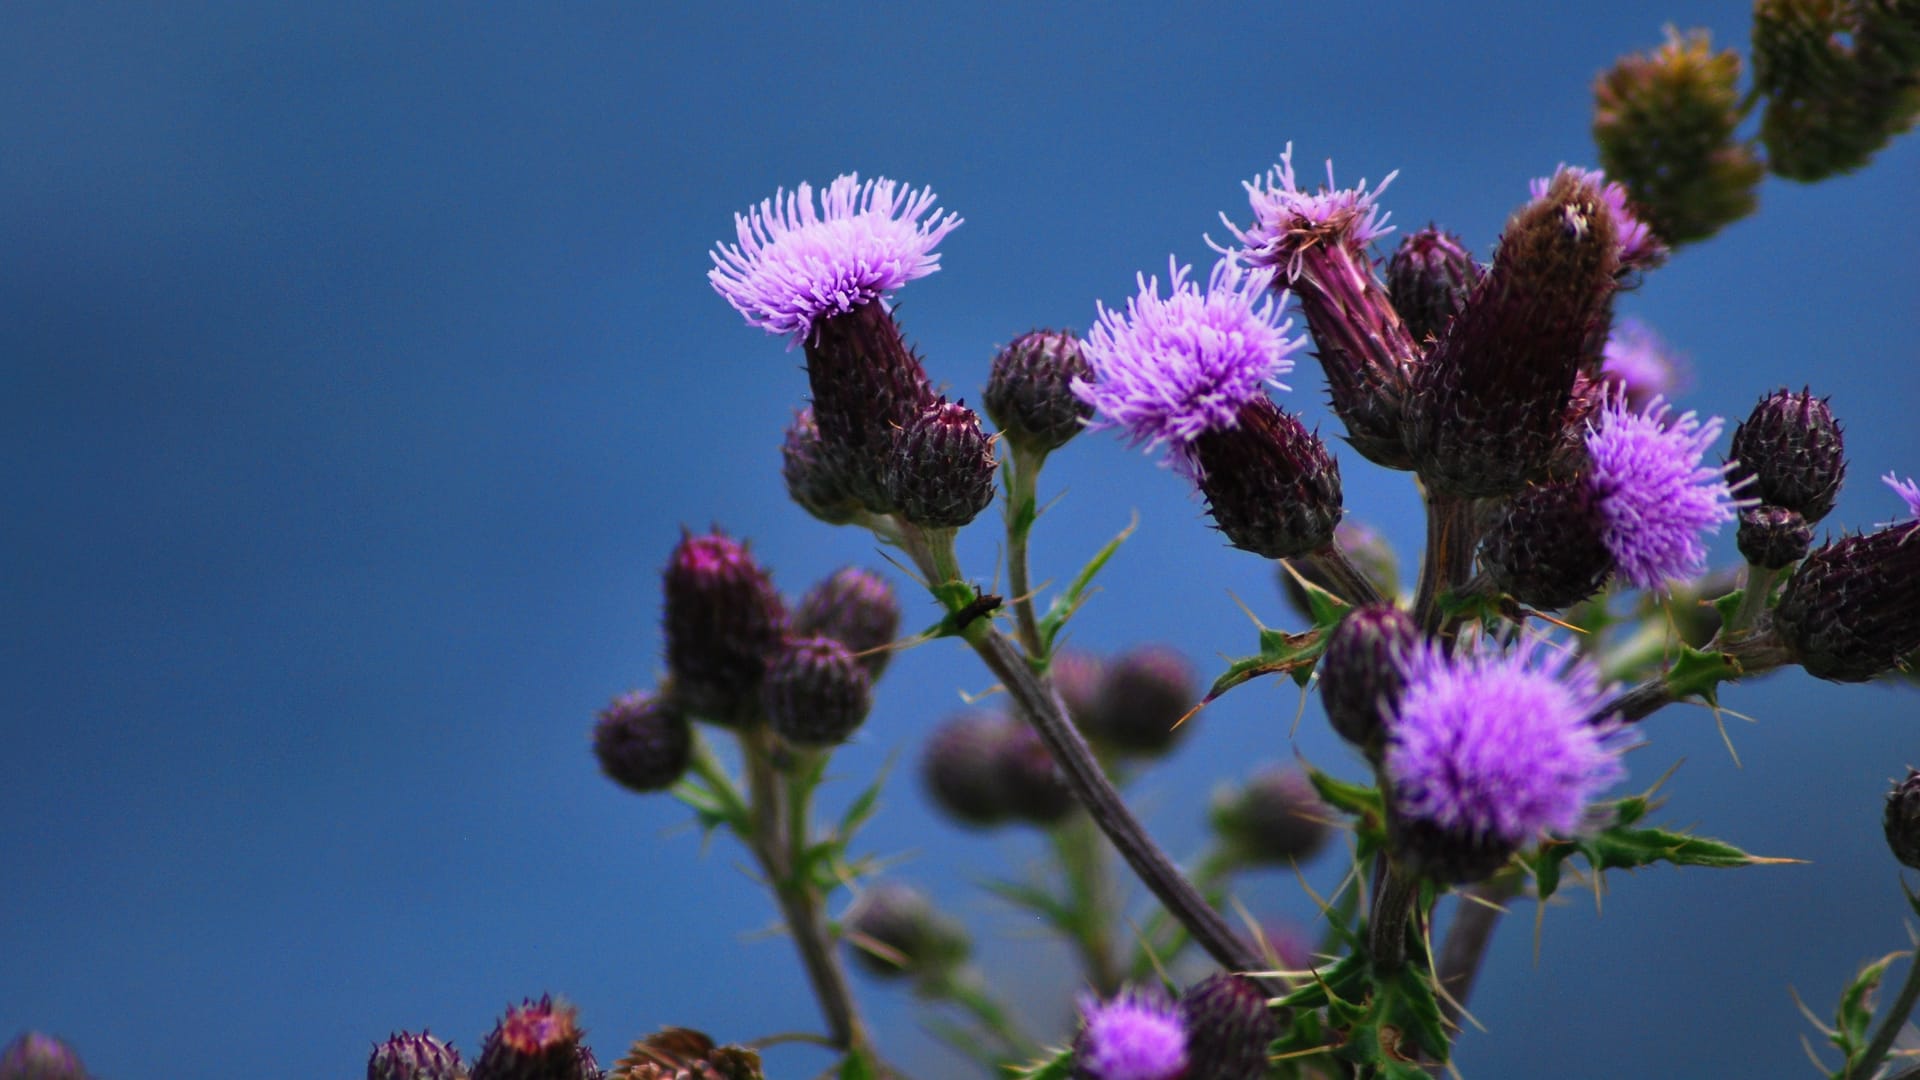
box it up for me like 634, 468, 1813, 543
709, 174, 962, 339
1225, 143, 1398, 279
1884, 472, 1920, 524
1584, 395, 1742, 589
1387, 636, 1627, 846
1075, 256, 1300, 468
1073, 989, 1190, 1080
1600, 317, 1688, 408
1529, 165, 1667, 271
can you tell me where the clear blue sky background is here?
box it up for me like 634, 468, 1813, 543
4, 4, 1917, 1077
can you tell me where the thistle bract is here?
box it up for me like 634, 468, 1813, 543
1386, 226, 1480, 346
1736, 505, 1812, 570
885, 399, 997, 529
985, 329, 1095, 454
1179, 974, 1278, 1080
1190, 397, 1343, 561
1727, 388, 1847, 523
762, 635, 873, 747
472, 996, 596, 1080
780, 408, 862, 526
1072, 989, 1190, 1080
1483, 480, 1615, 610
1088, 645, 1198, 756
1775, 488, 1920, 682
1211, 765, 1333, 866
661, 531, 786, 725
1318, 603, 1421, 753
1585, 396, 1741, 590
368, 1031, 463, 1080
844, 881, 968, 980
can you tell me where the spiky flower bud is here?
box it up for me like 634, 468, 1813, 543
1482, 481, 1615, 610
369, 1031, 464, 1080
1072, 990, 1189, 1080
0, 1033, 88, 1080
779, 408, 862, 526
1211, 765, 1333, 866
792, 567, 900, 678
985, 330, 1094, 454
885, 399, 997, 529
762, 636, 873, 747
844, 881, 970, 980
593, 691, 693, 794
1191, 397, 1343, 560
1089, 645, 1198, 756
1885, 769, 1920, 870
472, 996, 596, 1080
1179, 974, 1279, 1080
1318, 604, 1421, 752
1279, 521, 1400, 621
661, 531, 785, 725
1737, 505, 1813, 570
922, 711, 1011, 827
1386, 227, 1482, 346
1728, 388, 1847, 523
804, 304, 939, 514
1775, 509, 1920, 683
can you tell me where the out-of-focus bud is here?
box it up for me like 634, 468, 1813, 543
1728, 389, 1847, 524
472, 996, 596, 1080
1318, 605, 1421, 753
1210, 765, 1334, 866
0, 1033, 89, 1080
762, 636, 873, 747
1599, 318, 1689, 411
661, 531, 786, 725
1482, 481, 1616, 610
922, 711, 1011, 827
992, 720, 1075, 825
1774, 525, 1920, 682
1088, 645, 1198, 757
1047, 650, 1106, 735
792, 567, 900, 678
1179, 974, 1279, 1080
804, 303, 938, 514
593, 691, 694, 794
1886, 769, 1920, 870
780, 408, 863, 526
1279, 520, 1400, 621
885, 399, 998, 529
1190, 397, 1343, 560
844, 881, 970, 981
1753, 0, 1920, 182
984, 330, 1094, 455
368, 1031, 464, 1080
1385, 227, 1482, 346
1737, 505, 1813, 569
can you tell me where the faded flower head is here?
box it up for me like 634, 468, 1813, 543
1075, 257, 1300, 462
1073, 990, 1190, 1080
1227, 143, 1398, 278
709, 174, 961, 339
1600, 317, 1688, 408
1884, 472, 1920, 524
1529, 165, 1668, 272
1585, 395, 1742, 590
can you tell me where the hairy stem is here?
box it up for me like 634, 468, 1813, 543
1412, 491, 1480, 636
1003, 443, 1047, 657
1369, 860, 1423, 975
1849, 949, 1920, 1080
1310, 539, 1388, 609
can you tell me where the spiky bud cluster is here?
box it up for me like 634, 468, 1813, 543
761, 636, 873, 747
1179, 974, 1279, 1080
1190, 397, 1342, 560
0, 1033, 89, 1080
661, 531, 785, 725
1386, 227, 1482, 346
792, 566, 900, 678
472, 997, 597, 1080
1279, 521, 1400, 620
1887, 769, 1920, 870
844, 881, 970, 980
779, 408, 862, 526
1736, 505, 1813, 570
921, 712, 1072, 827
593, 691, 694, 794
1211, 765, 1334, 866
805, 303, 939, 514
985, 330, 1094, 454
1482, 481, 1615, 609
1753, 0, 1920, 182
1087, 645, 1198, 757
1318, 604, 1421, 753
1728, 389, 1847, 524
1775, 525, 1920, 682
369, 1031, 464, 1080
885, 399, 997, 529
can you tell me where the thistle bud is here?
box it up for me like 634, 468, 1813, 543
368, 1031, 464, 1080
1318, 604, 1421, 752
1190, 397, 1342, 560
844, 881, 970, 980
922, 711, 1014, 827
1048, 650, 1106, 735
993, 720, 1075, 825
804, 303, 938, 514
1211, 766, 1334, 866
1179, 974, 1279, 1080
780, 408, 863, 526
1089, 645, 1198, 757
984, 330, 1094, 454
885, 399, 997, 529
1279, 521, 1400, 621
472, 996, 596, 1080
1774, 526, 1920, 682
792, 567, 901, 678
593, 691, 693, 794
1737, 505, 1812, 570
0, 1033, 88, 1080
1885, 769, 1920, 870
762, 636, 873, 747
1482, 481, 1615, 610
1386, 227, 1481, 346
661, 531, 785, 725
1727, 389, 1846, 523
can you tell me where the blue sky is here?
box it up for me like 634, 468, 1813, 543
3, 4, 1917, 1077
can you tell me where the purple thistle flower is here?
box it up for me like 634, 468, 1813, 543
1387, 636, 1628, 847
1529, 165, 1667, 272
1225, 143, 1398, 278
708, 174, 962, 340
1600, 317, 1689, 409
1073, 990, 1190, 1080
1075, 256, 1300, 468
1883, 472, 1920, 523
1585, 394, 1742, 590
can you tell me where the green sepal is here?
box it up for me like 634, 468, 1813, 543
1034, 514, 1137, 656
1009, 1046, 1073, 1080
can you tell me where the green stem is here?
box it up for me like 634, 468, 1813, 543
1728, 563, 1780, 636
1849, 949, 1920, 1080
1052, 811, 1123, 995
1003, 443, 1047, 657
1369, 861, 1423, 975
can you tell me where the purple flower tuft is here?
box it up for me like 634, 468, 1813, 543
1073, 990, 1190, 1080
1883, 472, 1920, 523
1585, 395, 1742, 590
1529, 165, 1667, 271
1075, 256, 1301, 468
1600, 317, 1688, 409
709, 174, 962, 339
1226, 143, 1398, 278
1387, 636, 1628, 846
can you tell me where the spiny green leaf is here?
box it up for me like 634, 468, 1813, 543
1036, 514, 1136, 653
833, 757, 894, 845
1664, 642, 1740, 701
1380, 966, 1450, 1063
1205, 627, 1329, 700
1008, 1046, 1073, 1080
1834, 952, 1901, 1055
1712, 587, 1746, 629
1307, 768, 1383, 822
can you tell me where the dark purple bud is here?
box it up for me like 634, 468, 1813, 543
1482, 481, 1616, 610
661, 531, 786, 726
1318, 605, 1421, 752
993, 720, 1075, 825
780, 408, 863, 526
922, 711, 1015, 827
1210, 766, 1334, 866
804, 303, 939, 514
1886, 769, 1920, 870
792, 567, 901, 678
1090, 645, 1198, 757
885, 399, 998, 529
1388, 814, 1519, 886
762, 636, 873, 747
1, 1033, 88, 1080
1736, 505, 1812, 570
1288, 234, 1423, 470
844, 881, 970, 979
1727, 388, 1846, 523
1279, 521, 1400, 622
368, 1031, 463, 1080
1179, 974, 1279, 1080
1191, 397, 1342, 560
592, 691, 693, 794
984, 330, 1094, 454
472, 996, 596, 1080
1404, 171, 1621, 498
1386, 226, 1482, 347
1774, 524, 1920, 682
1048, 650, 1106, 735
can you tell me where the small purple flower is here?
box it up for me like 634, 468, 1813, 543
1600, 317, 1688, 408
1075, 256, 1300, 467
1529, 165, 1667, 271
1388, 636, 1627, 846
1585, 395, 1742, 590
1883, 472, 1920, 523
1073, 990, 1190, 1080
1225, 143, 1398, 278
709, 174, 962, 340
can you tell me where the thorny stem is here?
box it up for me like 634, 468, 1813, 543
1310, 539, 1388, 609
1003, 443, 1047, 657
1848, 949, 1920, 1080
1412, 490, 1480, 637
1369, 859, 1423, 975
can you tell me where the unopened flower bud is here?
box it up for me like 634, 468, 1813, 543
1179, 974, 1278, 1080
804, 303, 939, 514
1211, 766, 1333, 866
1089, 645, 1198, 756
762, 636, 873, 747
472, 996, 596, 1080
0, 1033, 88, 1080
1048, 650, 1106, 735
1386, 227, 1481, 346
1727, 388, 1846, 523
844, 881, 970, 980
993, 720, 1075, 825
780, 408, 863, 526
985, 330, 1094, 454
1482, 481, 1615, 610
886, 399, 997, 529
792, 567, 901, 678
661, 531, 786, 725
922, 711, 1015, 827
368, 1031, 463, 1080
1191, 397, 1342, 560
1279, 521, 1400, 621
1775, 525, 1920, 682
1885, 769, 1920, 870
593, 691, 693, 794
1318, 605, 1421, 752
1737, 505, 1812, 570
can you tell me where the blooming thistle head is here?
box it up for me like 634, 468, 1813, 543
708, 174, 961, 340
1882, 472, 1920, 525
1386, 636, 1629, 884
1584, 394, 1742, 590
1529, 165, 1668, 274
1600, 317, 1689, 409
1225, 143, 1398, 280
1072, 989, 1190, 1080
